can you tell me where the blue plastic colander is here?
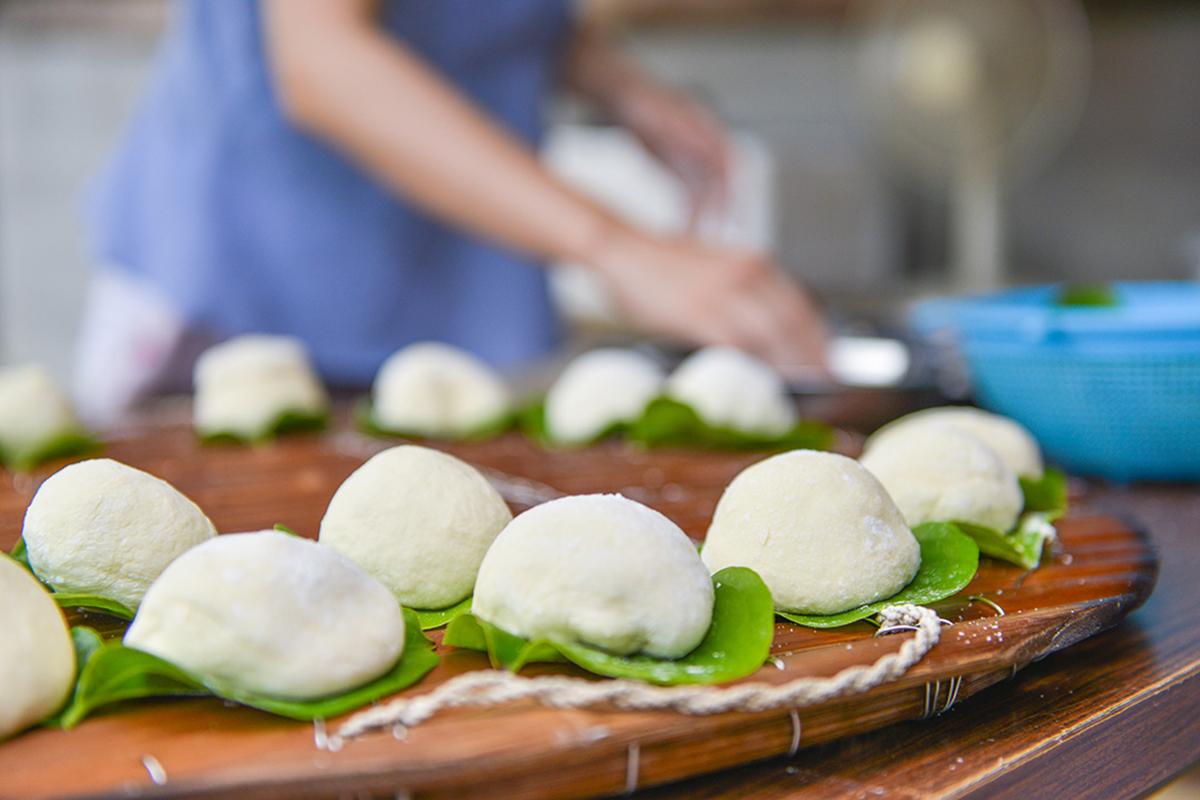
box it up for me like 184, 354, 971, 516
912, 282, 1200, 482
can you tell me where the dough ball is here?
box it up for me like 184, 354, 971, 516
372, 342, 509, 437
545, 349, 663, 443
0, 556, 75, 740
666, 347, 795, 436
22, 459, 217, 609
193, 334, 328, 439
861, 425, 1023, 533
702, 450, 919, 615
125, 531, 404, 700
320, 445, 511, 609
865, 406, 1043, 479
474, 494, 714, 659
0, 364, 79, 460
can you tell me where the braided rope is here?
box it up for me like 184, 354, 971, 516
336, 604, 942, 740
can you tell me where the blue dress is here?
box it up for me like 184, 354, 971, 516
88, 0, 571, 386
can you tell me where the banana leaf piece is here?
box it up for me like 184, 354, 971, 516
198, 408, 329, 445
444, 566, 775, 685
627, 397, 833, 452
778, 522, 979, 629
0, 429, 103, 472
6, 537, 135, 620
355, 397, 514, 442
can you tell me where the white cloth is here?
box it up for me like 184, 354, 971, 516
73, 270, 213, 425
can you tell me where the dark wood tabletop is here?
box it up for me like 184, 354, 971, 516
635, 482, 1200, 800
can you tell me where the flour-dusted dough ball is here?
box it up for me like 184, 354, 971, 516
320, 445, 511, 609
125, 531, 404, 700
666, 347, 795, 436
474, 494, 714, 659
865, 406, 1044, 479
193, 334, 328, 440
545, 349, 663, 443
702, 450, 919, 615
22, 459, 217, 609
372, 342, 510, 437
0, 556, 75, 740
0, 364, 80, 460
861, 425, 1023, 533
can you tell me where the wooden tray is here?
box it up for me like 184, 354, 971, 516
0, 421, 1158, 800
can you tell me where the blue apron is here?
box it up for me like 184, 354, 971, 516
88, 0, 572, 385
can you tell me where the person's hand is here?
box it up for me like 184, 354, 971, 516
589, 229, 829, 379
611, 80, 732, 227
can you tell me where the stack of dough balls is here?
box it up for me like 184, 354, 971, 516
22, 459, 217, 609
193, 334, 328, 440
544, 348, 663, 443
666, 347, 795, 436
320, 445, 512, 610
371, 342, 510, 437
860, 423, 1023, 533
864, 406, 1044, 479
0, 556, 75, 739
125, 531, 404, 699
474, 494, 714, 658
0, 364, 83, 463
702, 450, 920, 615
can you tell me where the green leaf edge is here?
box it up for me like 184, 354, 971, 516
354, 397, 515, 443
412, 595, 474, 630
628, 396, 834, 452
7, 537, 135, 620
0, 429, 103, 473
443, 566, 775, 685
198, 408, 330, 445
956, 513, 1054, 571
55, 607, 439, 728
777, 522, 980, 629
1020, 467, 1068, 520
516, 400, 631, 449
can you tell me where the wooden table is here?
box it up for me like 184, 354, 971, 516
638, 483, 1200, 799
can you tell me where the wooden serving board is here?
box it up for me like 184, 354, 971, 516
0, 417, 1157, 800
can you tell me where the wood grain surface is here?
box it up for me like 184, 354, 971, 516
0, 412, 1160, 799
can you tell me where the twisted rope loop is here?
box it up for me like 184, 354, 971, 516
338, 603, 942, 740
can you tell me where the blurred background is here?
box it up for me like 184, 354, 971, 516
1, 0, 1198, 381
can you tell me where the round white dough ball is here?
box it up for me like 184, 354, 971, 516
474, 494, 714, 659
22, 459, 217, 609
666, 347, 795, 436
0, 556, 75, 740
545, 349, 663, 443
861, 425, 1023, 533
865, 406, 1043, 479
125, 531, 404, 700
702, 450, 919, 615
0, 364, 79, 460
320, 445, 512, 609
372, 342, 510, 437
193, 334, 328, 439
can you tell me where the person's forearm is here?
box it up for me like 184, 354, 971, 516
262, 1, 624, 265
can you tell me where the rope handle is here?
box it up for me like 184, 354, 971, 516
335, 604, 943, 741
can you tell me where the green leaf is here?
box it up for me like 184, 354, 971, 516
516, 400, 633, 448
2, 429, 103, 473
1055, 283, 1120, 307
198, 408, 329, 445
1020, 467, 1068, 520
42, 627, 107, 728
58, 608, 439, 727
51, 593, 135, 621
444, 567, 775, 685
9, 536, 30, 569
355, 397, 513, 442
627, 397, 834, 452
8, 536, 136, 620
272, 523, 300, 536
412, 595, 474, 630
957, 513, 1054, 571
778, 522, 980, 628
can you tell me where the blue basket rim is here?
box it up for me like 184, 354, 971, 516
912, 281, 1200, 340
